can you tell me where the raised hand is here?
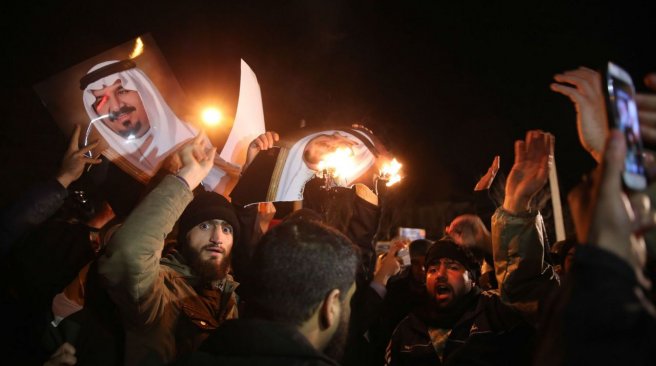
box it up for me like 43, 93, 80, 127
551, 66, 608, 163
244, 131, 279, 171
176, 132, 217, 190
56, 124, 102, 188
446, 214, 492, 254
372, 238, 408, 287
503, 130, 553, 214
474, 155, 500, 191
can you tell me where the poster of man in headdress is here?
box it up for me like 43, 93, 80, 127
34, 34, 265, 195
231, 124, 400, 206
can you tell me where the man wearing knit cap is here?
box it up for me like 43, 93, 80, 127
386, 131, 560, 366
98, 133, 240, 366
385, 239, 534, 366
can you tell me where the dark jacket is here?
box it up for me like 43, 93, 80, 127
386, 208, 559, 366
177, 318, 339, 366
534, 245, 656, 366
386, 291, 534, 366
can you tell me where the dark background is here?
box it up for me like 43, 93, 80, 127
2, 0, 655, 211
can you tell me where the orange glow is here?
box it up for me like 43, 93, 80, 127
380, 158, 403, 187
129, 37, 144, 59
317, 148, 357, 179
201, 107, 223, 126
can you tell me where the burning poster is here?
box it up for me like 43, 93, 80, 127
231, 124, 402, 206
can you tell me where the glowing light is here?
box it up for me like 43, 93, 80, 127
129, 37, 144, 59
380, 158, 403, 187
201, 107, 223, 126
317, 148, 357, 179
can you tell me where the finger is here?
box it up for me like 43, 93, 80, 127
255, 136, 266, 150
514, 140, 525, 165
640, 125, 656, 146
204, 147, 217, 164
82, 157, 103, 165
577, 66, 601, 78
492, 155, 500, 172
557, 72, 597, 97
272, 131, 280, 142
60, 342, 76, 355
638, 111, 656, 127
68, 125, 81, 152
265, 132, 274, 147
193, 131, 206, 147
550, 83, 585, 104
636, 93, 656, 110
78, 140, 100, 154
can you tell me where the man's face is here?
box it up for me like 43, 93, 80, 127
91, 79, 150, 139
303, 133, 358, 170
425, 258, 473, 309
184, 219, 234, 281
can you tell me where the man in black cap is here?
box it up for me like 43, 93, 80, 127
98, 133, 240, 366
386, 131, 560, 366
385, 239, 535, 366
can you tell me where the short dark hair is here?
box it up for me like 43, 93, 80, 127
244, 219, 359, 325
409, 239, 432, 259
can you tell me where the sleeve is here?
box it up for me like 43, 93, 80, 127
0, 178, 68, 256
97, 175, 193, 326
534, 245, 656, 365
492, 207, 559, 317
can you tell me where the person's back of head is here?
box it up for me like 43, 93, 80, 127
245, 219, 359, 325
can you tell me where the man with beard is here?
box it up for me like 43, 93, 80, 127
386, 131, 560, 366
385, 240, 536, 366
97, 133, 240, 366
177, 218, 359, 366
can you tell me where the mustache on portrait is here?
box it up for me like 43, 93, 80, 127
108, 106, 137, 121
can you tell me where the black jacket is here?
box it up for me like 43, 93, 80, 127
177, 318, 339, 366
386, 290, 535, 366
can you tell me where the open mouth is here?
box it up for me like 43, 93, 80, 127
435, 284, 451, 296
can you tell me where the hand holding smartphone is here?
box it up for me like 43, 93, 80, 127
603, 61, 647, 191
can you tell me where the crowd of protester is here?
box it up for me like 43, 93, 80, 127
2, 65, 656, 366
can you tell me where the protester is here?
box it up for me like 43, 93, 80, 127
97, 133, 240, 365
386, 130, 559, 365
177, 219, 359, 365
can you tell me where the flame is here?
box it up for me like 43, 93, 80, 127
201, 107, 222, 126
317, 148, 357, 179
380, 158, 403, 187
129, 37, 144, 59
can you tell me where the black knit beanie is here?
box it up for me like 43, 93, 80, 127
425, 240, 481, 281
177, 191, 240, 246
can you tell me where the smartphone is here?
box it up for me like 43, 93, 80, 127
397, 227, 426, 242
603, 61, 647, 191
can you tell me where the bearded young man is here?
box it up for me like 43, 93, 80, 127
97, 134, 240, 366
177, 218, 359, 366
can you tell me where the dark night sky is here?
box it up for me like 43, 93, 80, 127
2, 0, 656, 209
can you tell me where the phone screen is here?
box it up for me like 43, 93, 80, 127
606, 62, 647, 190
